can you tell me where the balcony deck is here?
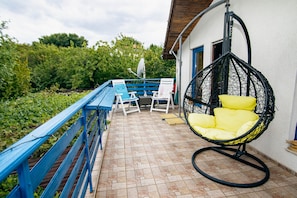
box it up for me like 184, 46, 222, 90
86, 106, 297, 197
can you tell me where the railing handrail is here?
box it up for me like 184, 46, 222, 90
0, 78, 164, 197
0, 80, 111, 181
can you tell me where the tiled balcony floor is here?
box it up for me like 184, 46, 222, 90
88, 107, 297, 197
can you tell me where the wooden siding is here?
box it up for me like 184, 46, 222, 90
163, 0, 213, 59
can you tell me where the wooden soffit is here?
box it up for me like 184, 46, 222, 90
163, 0, 214, 59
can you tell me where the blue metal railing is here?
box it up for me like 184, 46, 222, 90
0, 78, 160, 197
125, 78, 161, 96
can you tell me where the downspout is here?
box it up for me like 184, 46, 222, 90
222, 0, 231, 94
178, 36, 182, 117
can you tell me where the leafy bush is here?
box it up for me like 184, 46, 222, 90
0, 90, 88, 152
0, 174, 17, 197
0, 90, 88, 196
1, 21, 176, 98
0, 21, 31, 99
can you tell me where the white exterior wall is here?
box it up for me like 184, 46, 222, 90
177, 0, 297, 172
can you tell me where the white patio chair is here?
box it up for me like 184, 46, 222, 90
112, 79, 141, 116
150, 78, 175, 114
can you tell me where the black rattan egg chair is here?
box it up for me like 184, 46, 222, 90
183, 6, 275, 188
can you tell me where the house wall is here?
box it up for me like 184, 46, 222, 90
178, 0, 297, 172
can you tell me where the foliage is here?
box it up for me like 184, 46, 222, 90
0, 91, 88, 153
1, 20, 176, 98
0, 174, 17, 197
38, 33, 88, 47
144, 44, 176, 78
0, 21, 31, 99
27, 34, 175, 93
0, 90, 88, 197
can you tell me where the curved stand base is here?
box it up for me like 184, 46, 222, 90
192, 146, 269, 188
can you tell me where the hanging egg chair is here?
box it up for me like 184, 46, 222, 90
183, 4, 275, 188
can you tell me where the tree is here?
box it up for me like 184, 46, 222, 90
144, 44, 175, 78
1, 26, 175, 95
109, 34, 145, 79
29, 43, 62, 91
0, 21, 30, 99
38, 33, 88, 48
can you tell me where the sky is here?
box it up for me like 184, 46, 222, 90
0, 0, 172, 48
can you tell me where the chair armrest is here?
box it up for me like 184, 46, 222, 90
129, 91, 137, 98
152, 91, 158, 97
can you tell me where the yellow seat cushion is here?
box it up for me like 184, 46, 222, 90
187, 95, 259, 142
214, 108, 259, 132
192, 125, 208, 135
193, 126, 236, 140
219, 94, 257, 111
188, 113, 215, 128
236, 120, 258, 137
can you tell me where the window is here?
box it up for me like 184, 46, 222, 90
192, 46, 204, 78
212, 41, 223, 61
208, 41, 224, 112
192, 46, 204, 101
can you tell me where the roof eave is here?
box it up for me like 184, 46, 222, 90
162, 0, 214, 60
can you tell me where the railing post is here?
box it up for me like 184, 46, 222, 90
17, 160, 33, 198
143, 79, 147, 96
97, 110, 103, 150
82, 108, 94, 193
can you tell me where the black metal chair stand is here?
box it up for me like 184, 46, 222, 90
182, 5, 275, 189
192, 144, 270, 188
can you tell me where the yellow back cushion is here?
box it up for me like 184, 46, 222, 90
214, 108, 259, 132
219, 94, 257, 111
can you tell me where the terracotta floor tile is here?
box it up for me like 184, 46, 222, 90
85, 108, 297, 198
